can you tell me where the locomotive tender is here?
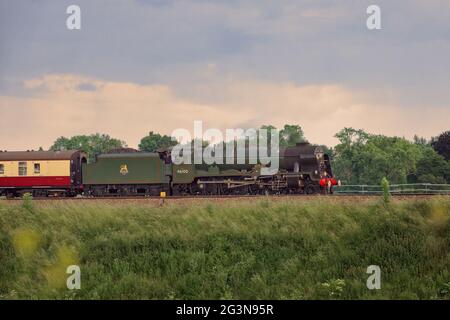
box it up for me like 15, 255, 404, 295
0, 142, 337, 197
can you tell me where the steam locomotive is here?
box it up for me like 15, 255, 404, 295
0, 142, 337, 197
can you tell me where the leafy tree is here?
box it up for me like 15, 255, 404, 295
332, 128, 369, 184
50, 133, 126, 163
332, 128, 422, 184
259, 125, 277, 147
413, 135, 428, 146
414, 147, 450, 184
258, 124, 306, 147
332, 128, 450, 185
431, 131, 450, 160
417, 174, 447, 184
138, 131, 178, 152
260, 125, 276, 132
334, 128, 369, 150
191, 138, 210, 148
319, 145, 334, 159
280, 124, 306, 146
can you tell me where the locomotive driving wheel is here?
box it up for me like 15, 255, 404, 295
304, 183, 318, 195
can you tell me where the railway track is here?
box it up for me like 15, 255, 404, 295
2, 193, 449, 201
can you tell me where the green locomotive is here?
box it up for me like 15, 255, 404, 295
82, 142, 337, 196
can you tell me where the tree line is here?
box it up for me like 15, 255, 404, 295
48, 126, 450, 185
332, 128, 450, 185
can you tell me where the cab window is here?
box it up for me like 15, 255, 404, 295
34, 163, 41, 174
18, 162, 27, 176
0, 164, 4, 175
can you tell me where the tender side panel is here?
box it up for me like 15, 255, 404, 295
83, 156, 165, 185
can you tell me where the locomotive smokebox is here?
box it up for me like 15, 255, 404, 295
279, 142, 325, 174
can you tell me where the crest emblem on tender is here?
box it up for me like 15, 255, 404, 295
120, 164, 129, 175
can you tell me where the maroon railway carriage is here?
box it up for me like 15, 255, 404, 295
0, 150, 86, 197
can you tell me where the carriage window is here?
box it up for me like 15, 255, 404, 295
0, 164, 4, 175
34, 163, 41, 174
19, 162, 27, 176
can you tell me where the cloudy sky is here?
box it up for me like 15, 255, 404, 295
1, 0, 449, 150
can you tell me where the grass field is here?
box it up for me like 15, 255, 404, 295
0, 196, 449, 300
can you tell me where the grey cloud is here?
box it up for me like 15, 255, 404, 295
0, 0, 449, 137
77, 82, 97, 91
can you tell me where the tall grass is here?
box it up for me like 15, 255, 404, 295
0, 197, 449, 299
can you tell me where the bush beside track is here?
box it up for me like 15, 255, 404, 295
0, 197, 449, 299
